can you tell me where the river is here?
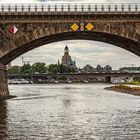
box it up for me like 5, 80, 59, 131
0, 83, 140, 140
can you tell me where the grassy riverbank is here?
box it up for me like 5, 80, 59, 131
105, 85, 140, 96
116, 81, 140, 85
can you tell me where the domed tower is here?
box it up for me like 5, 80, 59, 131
64, 45, 69, 56
62, 45, 73, 66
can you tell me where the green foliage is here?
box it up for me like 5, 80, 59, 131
20, 64, 32, 74
47, 64, 60, 74
32, 62, 46, 74
7, 66, 20, 74
8, 63, 76, 74
133, 77, 140, 82
47, 64, 76, 74
59, 76, 67, 80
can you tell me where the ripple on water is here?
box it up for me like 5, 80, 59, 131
0, 84, 139, 139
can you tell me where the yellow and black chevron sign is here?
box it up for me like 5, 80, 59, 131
71, 22, 94, 31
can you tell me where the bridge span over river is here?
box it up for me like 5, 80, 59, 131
0, 3, 140, 95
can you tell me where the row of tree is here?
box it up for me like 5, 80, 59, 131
133, 77, 140, 82
8, 63, 76, 74
47, 64, 76, 74
8, 63, 46, 74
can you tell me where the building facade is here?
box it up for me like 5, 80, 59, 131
80, 64, 112, 73
119, 67, 140, 73
80, 65, 96, 73
61, 45, 76, 68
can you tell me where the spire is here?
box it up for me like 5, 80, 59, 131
58, 59, 60, 65
64, 44, 69, 55
74, 60, 76, 64
73, 60, 76, 67
65, 45, 68, 49
65, 42, 68, 49
65, 44, 68, 50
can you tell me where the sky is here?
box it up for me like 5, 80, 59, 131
1, 0, 140, 69
12, 40, 140, 70
0, 0, 140, 3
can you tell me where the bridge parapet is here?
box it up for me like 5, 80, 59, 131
0, 3, 140, 13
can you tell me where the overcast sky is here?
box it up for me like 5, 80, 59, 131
1, 0, 140, 3
12, 40, 140, 69
1, 0, 140, 69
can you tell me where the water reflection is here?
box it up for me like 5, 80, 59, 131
0, 101, 8, 139
1, 84, 140, 139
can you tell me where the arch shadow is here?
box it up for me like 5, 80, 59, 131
0, 31, 140, 65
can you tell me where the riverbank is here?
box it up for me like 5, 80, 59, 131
8, 81, 106, 85
116, 81, 140, 85
105, 85, 140, 96
0, 95, 16, 101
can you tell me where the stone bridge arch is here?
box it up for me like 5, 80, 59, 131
0, 11, 140, 96
0, 21, 140, 65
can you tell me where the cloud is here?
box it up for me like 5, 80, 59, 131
39, 0, 140, 3
12, 40, 140, 69
0, 0, 140, 3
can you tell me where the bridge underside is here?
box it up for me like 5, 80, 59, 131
0, 31, 140, 65
0, 31, 140, 96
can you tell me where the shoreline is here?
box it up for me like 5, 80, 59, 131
8, 81, 107, 85
0, 95, 16, 101
115, 82, 140, 86
105, 85, 140, 96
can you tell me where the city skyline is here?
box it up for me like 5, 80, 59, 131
12, 40, 140, 69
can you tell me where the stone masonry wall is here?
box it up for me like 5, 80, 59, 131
0, 63, 9, 96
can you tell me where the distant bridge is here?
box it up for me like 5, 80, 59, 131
0, 3, 140, 96
7, 73, 140, 83
7, 73, 140, 77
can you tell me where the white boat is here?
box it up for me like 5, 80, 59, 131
29, 81, 33, 84
12, 79, 22, 84
54, 80, 59, 84
8, 79, 15, 84
83, 80, 89, 83
8, 79, 32, 84
67, 80, 72, 83
21, 79, 30, 84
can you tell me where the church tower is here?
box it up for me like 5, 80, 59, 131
64, 45, 69, 55
61, 45, 76, 68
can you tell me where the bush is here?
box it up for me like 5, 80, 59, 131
59, 76, 67, 80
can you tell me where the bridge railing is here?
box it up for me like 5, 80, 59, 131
0, 3, 140, 12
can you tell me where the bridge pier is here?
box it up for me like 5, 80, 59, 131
105, 76, 111, 83
0, 63, 9, 96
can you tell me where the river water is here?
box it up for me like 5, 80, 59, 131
0, 83, 140, 140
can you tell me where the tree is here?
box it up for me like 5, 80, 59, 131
47, 64, 60, 74
47, 64, 76, 74
59, 76, 67, 80
67, 66, 76, 74
133, 77, 140, 82
20, 64, 32, 74
7, 66, 21, 74
96, 65, 103, 73
32, 62, 46, 74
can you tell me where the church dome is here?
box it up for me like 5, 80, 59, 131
65, 45, 68, 50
